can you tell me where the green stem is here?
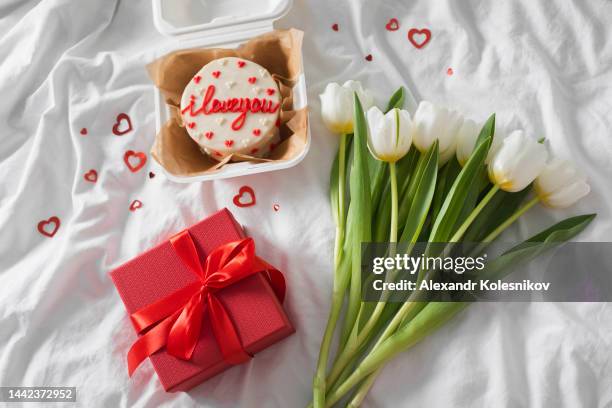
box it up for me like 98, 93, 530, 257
449, 184, 500, 243
347, 370, 379, 407
481, 196, 540, 244
313, 134, 348, 408
389, 161, 398, 243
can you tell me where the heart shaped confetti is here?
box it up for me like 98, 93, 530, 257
266, 88, 276, 96
385, 18, 400, 31
129, 200, 143, 212
124, 150, 147, 173
237, 60, 246, 68
248, 77, 257, 84
80, 128, 88, 136
112, 113, 133, 136
233, 186, 256, 208
84, 169, 98, 183
212, 71, 221, 78
194, 75, 202, 84
447, 67, 454, 76
365, 54, 373, 61
205, 131, 214, 139
273, 204, 280, 212
148, 171, 155, 179
38, 216, 60, 238
252, 129, 261, 136
187, 122, 196, 129
224, 139, 234, 147
407, 28, 431, 49
332, 23, 339, 32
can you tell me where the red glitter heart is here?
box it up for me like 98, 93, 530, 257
273, 204, 280, 212
212, 71, 221, 78
84, 169, 98, 183
266, 88, 275, 95
129, 200, 143, 212
332, 23, 339, 31
233, 186, 256, 208
365, 54, 373, 61
237, 60, 246, 68
225, 139, 234, 147
112, 113, 133, 136
80, 128, 88, 135
188, 122, 196, 129
124, 150, 147, 173
385, 18, 399, 31
447, 67, 454, 76
407, 28, 431, 49
37, 216, 60, 238
248, 77, 257, 84
148, 171, 155, 179
252, 129, 261, 136
205, 131, 214, 139
194, 75, 202, 84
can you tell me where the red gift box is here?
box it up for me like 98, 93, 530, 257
110, 208, 294, 392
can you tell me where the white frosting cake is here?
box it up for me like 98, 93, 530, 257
180, 57, 282, 160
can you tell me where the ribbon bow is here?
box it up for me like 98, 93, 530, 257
126, 231, 286, 376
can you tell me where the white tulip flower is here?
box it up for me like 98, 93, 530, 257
366, 107, 412, 163
488, 130, 548, 192
412, 101, 464, 165
534, 157, 590, 208
455, 119, 504, 166
320, 80, 374, 134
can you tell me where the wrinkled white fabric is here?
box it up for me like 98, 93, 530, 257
1, 0, 611, 407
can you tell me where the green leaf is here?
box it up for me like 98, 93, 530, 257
386, 86, 406, 112
329, 147, 341, 227
462, 189, 530, 243
341, 93, 373, 345
400, 141, 439, 243
430, 158, 461, 222
428, 115, 495, 243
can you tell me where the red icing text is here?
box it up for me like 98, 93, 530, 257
181, 85, 280, 131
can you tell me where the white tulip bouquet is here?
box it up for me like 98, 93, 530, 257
311, 83, 594, 407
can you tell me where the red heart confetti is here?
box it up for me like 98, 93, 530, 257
225, 139, 234, 147
212, 71, 221, 78
385, 18, 400, 31
252, 129, 261, 136
205, 131, 214, 139
233, 186, 256, 208
273, 204, 280, 212
194, 75, 202, 84
332, 23, 339, 31
129, 200, 143, 212
112, 113, 133, 136
447, 67, 454, 76
266, 88, 275, 95
237, 60, 246, 68
37, 216, 60, 238
124, 150, 147, 173
248, 77, 257, 84
84, 169, 98, 183
365, 54, 373, 61
80, 128, 88, 136
407, 28, 431, 49
148, 171, 155, 179
187, 122, 196, 129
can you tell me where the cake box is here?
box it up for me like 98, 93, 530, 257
150, 0, 310, 182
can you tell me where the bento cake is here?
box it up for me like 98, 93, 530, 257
180, 57, 281, 160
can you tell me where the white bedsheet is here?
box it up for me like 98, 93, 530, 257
1, 0, 611, 407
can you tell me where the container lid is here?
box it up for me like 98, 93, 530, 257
152, 0, 292, 42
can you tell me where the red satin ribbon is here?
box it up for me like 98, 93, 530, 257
126, 231, 286, 376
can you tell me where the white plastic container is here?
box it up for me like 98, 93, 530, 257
150, 0, 310, 182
